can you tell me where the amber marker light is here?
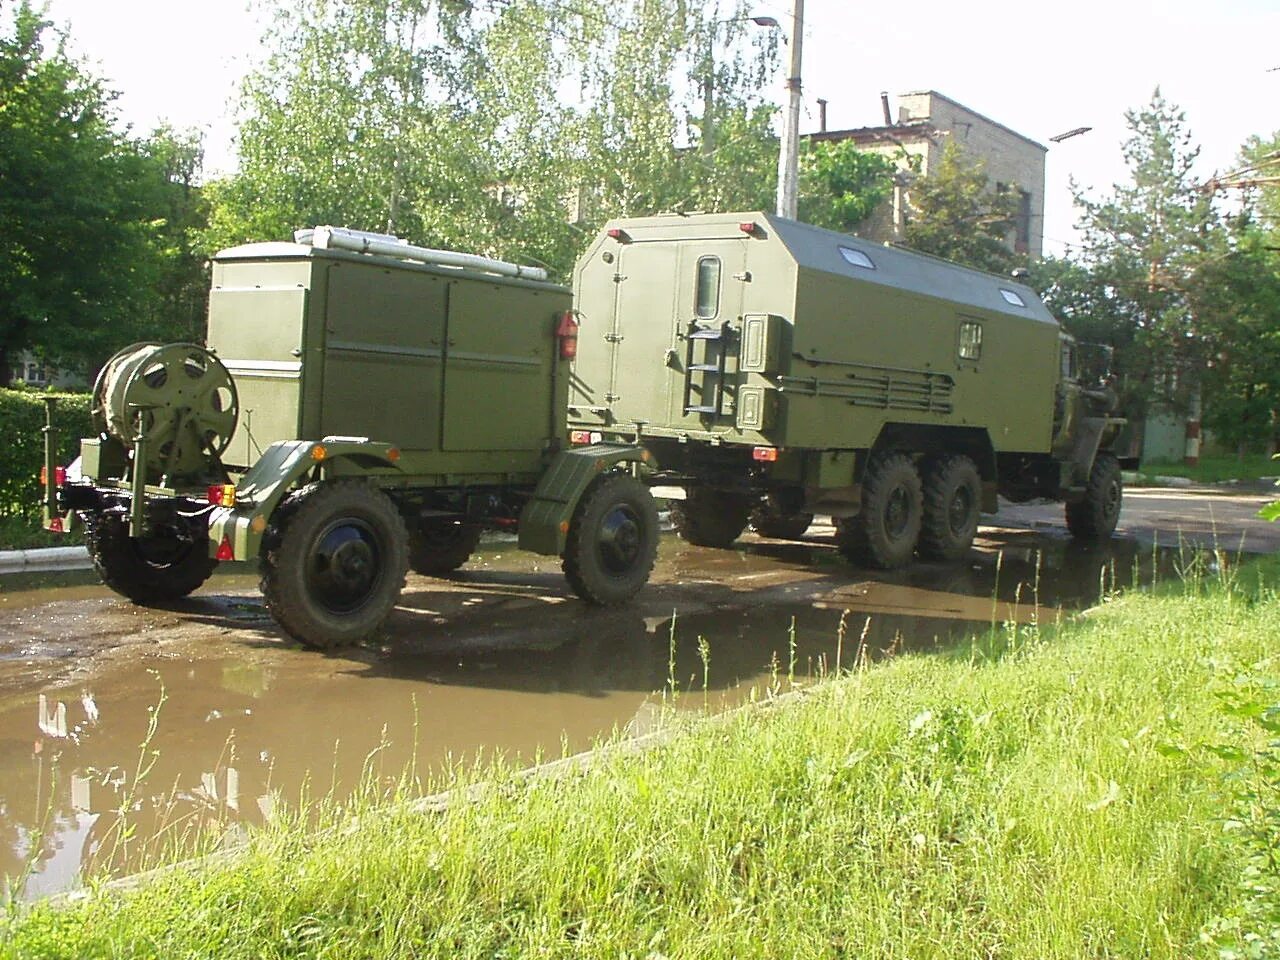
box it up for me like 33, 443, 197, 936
387, 447, 401, 462
311, 444, 327, 461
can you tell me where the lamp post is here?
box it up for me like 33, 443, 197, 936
775, 0, 804, 219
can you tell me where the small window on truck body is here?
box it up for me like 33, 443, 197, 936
1000, 288, 1026, 307
838, 246, 875, 269
695, 256, 721, 319
958, 320, 983, 361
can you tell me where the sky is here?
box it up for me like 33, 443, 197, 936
39, 0, 1280, 257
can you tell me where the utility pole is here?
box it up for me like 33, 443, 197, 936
775, 0, 803, 219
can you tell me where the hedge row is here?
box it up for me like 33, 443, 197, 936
0, 389, 93, 522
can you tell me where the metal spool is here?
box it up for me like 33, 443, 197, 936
93, 343, 239, 481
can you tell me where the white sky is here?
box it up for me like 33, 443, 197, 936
41, 0, 1280, 256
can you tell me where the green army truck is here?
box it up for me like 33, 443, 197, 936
41, 227, 659, 648
567, 211, 1129, 568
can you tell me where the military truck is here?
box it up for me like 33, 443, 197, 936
568, 211, 1129, 568
41, 227, 659, 648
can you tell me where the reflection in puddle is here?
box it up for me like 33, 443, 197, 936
0, 532, 1195, 900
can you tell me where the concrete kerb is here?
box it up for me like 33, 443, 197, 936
0, 545, 91, 575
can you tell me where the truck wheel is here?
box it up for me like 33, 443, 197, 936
1065, 452, 1122, 541
87, 512, 217, 603
408, 520, 482, 576
749, 497, 814, 540
563, 473, 659, 605
670, 489, 751, 548
838, 452, 922, 569
918, 455, 981, 561
260, 481, 409, 649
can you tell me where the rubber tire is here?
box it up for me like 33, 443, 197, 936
563, 473, 659, 605
918, 455, 982, 561
749, 499, 814, 540
260, 481, 409, 649
670, 488, 751, 548
1065, 451, 1122, 541
838, 452, 923, 569
87, 512, 217, 603
408, 520, 482, 576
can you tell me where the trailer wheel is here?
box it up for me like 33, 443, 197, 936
260, 481, 409, 649
670, 489, 751, 548
749, 496, 814, 540
563, 473, 659, 605
87, 512, 217, 603
1065, 452, 1122, 541
918, 455, 981, 561
408, 520, 483, 576
838, 452, 922, 569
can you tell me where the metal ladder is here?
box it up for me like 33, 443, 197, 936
682, 321, 734, 417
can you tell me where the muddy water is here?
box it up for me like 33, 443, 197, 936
0, 527, 1183, 900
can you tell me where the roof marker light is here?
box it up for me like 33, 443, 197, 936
739, 221, 759, 235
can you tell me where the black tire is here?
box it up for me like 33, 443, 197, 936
563, 473, 659, 605
918, 455, 981, 561
670, 488, 751, 548
87, 512, 218, 603
837, 452, 923, 569
259, 481, 409, 649
408, 520, 482, 576
1065, 451, 1122, 541
749, 497, 814, 540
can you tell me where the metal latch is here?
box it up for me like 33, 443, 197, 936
604, 393, 620, 403
605, 333, 624, 342
612, 273, 627, 283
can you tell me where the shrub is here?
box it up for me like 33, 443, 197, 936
0, 389, 93, 525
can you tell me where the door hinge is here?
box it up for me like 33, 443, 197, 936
732, 271, 752, 282
613, 273, 627, 283
604, 392, 620, 403
604, 333, 624, 342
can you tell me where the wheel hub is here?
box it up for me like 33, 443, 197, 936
310, 521, 381, 613
597, 505, 642, 574
948, 486, 974, 535
885, 487, 911, 539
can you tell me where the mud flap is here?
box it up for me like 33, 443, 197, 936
518, 444, 654, 556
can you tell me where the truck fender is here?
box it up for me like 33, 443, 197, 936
1065, 417, 1126, 493
207, 438, 404, 560
518, 444, 656, 556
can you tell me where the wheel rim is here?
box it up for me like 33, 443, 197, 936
130, 529, 195, 570
1104, 478, 1122, 519
596, 503, 643, 575
948, 485, 975, 536
885, 485, 912, 540
308, 518, 383, 614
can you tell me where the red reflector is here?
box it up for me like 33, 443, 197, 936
54, 466, 66, 486
752, 446, 778, 462
207, 485, 223, 505
215, 536, 234, 562
47, 517, 64, 533
739, 221, 758, 235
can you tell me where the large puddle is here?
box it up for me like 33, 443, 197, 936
0, 527, 1199, 900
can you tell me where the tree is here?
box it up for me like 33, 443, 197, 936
1070, 89, 1219, 415
205, 0, 784, 279
0, 3, 205, 383
797, 139, 895, 235
901, 141, 1020, 275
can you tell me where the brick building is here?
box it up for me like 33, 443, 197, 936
807, 90, 1046, 257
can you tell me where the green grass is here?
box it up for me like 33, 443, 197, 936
2, 560, 1278, 958
1139, 453, 1280, 484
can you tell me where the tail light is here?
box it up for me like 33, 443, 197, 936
556, 311, 579, 360
207, 484, 237, 507
39, 466, 67, 486
752, 446, 778, 462
570, 430, 603, 445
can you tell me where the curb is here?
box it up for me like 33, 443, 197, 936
0, 545, 91, 574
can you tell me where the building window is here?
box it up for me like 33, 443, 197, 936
958, 320, 982, 361
695, 256, 721, 319
1015, 189, 1032, 254
838, 246, 875, 270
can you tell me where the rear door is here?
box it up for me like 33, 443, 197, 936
668, 240, 747, 431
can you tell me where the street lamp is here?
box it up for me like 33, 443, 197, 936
1049, 126, 1092, 143
700, 14, 779, 155
774, 0, 803, 219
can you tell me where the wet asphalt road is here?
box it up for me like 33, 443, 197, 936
0, 485, 1274, 899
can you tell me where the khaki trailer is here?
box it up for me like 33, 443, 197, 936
569, 212, 1127, 567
